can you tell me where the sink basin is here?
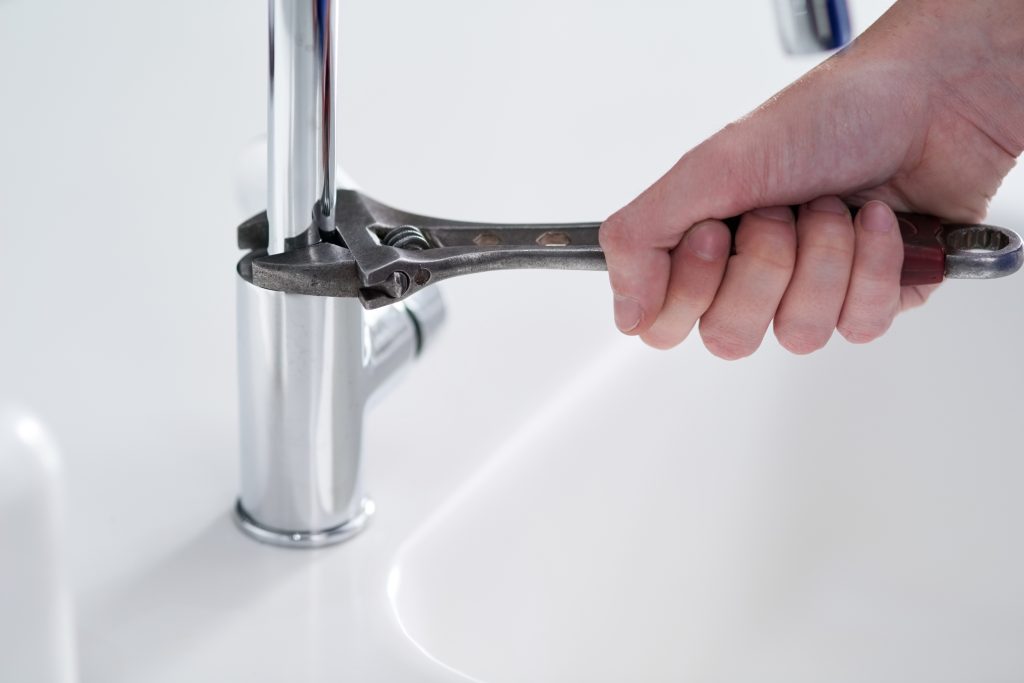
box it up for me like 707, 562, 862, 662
5, 0, 1024, 680
391, 300, 1024, 682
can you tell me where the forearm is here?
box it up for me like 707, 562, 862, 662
859, 0, 1024, 156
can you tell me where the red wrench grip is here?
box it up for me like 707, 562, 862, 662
890, 212, 945, 286
726, 207, 946, 286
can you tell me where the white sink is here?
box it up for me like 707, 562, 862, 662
0, 407, 76, 683
391, 293, 1024, 682
4, 0, 1024, 680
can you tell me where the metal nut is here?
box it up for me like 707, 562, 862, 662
536, 231, 571, 247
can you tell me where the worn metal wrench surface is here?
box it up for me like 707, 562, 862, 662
239, 190, 1024, 309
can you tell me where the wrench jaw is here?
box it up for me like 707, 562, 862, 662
354, 242, 609, 309
238, 189, 607, 309
358, 271, 413, 310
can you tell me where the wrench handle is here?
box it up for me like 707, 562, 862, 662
724, 207, 945, 286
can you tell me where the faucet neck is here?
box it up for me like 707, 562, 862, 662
267, 0, 338, 255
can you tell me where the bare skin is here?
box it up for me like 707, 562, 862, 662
599, 0, 1024, 358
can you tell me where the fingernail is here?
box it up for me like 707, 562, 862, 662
861, 201, 895, 233
807, 196, 848, 215
613, 294, 643, 333
685, 222, 729, 261
752, 206, 793, 223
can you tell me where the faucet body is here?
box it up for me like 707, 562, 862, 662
234, 0, 442, 547
235, 285, 421, 547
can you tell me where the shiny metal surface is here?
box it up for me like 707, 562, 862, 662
236, 0, 444, 547
233, 498, 374, 549
245, 189, 605, 308
774, 0, 852, 54
943, 224, 1024, 280
236, 278, 374, 540
236, 272, 436, 545
402, 287, 447, 355
268, 0, 337, 254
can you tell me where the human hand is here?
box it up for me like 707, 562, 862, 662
599, 0, 1024, 358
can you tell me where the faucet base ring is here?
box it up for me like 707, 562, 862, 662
232, 498, 374, 549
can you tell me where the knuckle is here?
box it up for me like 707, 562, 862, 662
774, 320, 830, 355
736, 224, 797, 272
641, 314, 697, 350
663, 285, 704, 311
837, 318, 891, 344
737, 216, 796, 243
799, 225, 856, 263
747, 247, 797, 274
802, 242, 856, 271
599, 212, 637, 254
900, 284, 935, 309
700, 324, 759, 361
640, 332, 683, 351
853, 244, 904, 282
852, 264, 901, 290
710, 128, 770, 205
845, 287, 896, 312
805, 216, 855, 242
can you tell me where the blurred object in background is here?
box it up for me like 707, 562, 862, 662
0, 406, 78, 683
775, 0, 853, 53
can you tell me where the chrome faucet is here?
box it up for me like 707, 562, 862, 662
233, 0, 445, 548
232, 0, 603, 549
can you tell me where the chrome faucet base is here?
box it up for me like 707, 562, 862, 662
236, 274, 440, 549
233, 498, 374, 549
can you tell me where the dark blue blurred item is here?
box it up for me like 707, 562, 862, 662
774, 0, 853, 54
822, 0, 853, 48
